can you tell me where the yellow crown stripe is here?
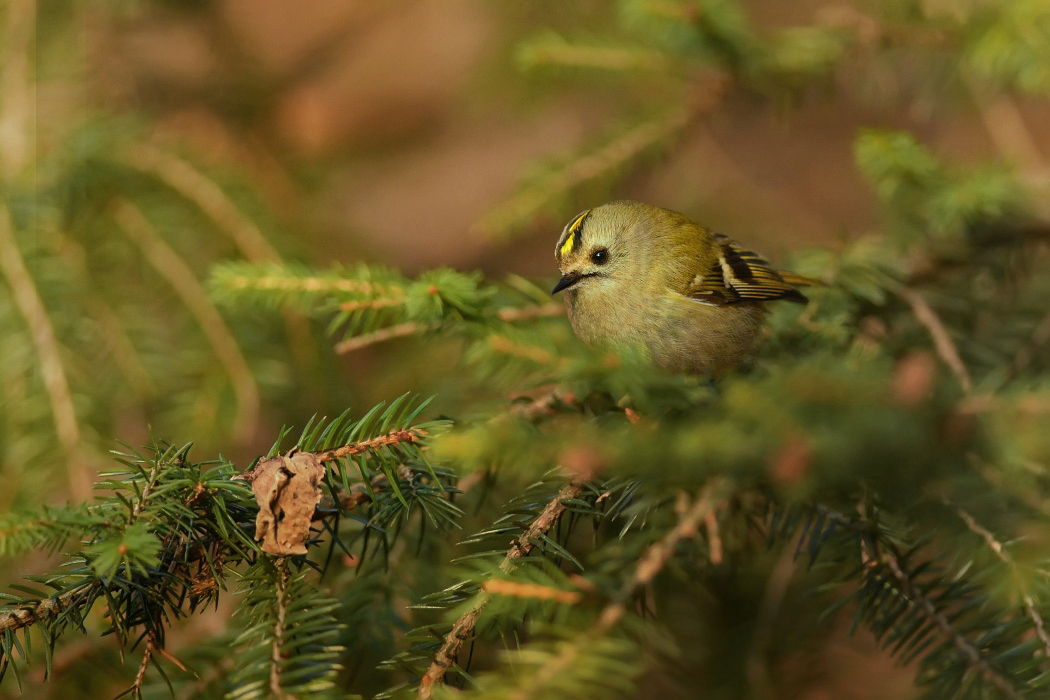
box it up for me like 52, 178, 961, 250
558, 235, 575, 259
558, 209, 591, 258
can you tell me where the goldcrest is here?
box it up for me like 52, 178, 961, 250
552, 200, 811, 375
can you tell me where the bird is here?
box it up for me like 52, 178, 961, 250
552, 200, 812, 376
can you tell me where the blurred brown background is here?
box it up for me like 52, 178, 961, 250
81, 0, 1050, 276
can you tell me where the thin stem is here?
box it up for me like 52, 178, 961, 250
0, 201, 86, 498
951, 503, 1050, 666
417, 480, 586, 699
334, 322, 433, 354
270, 561, 289, 699
123, 144, 281, 263
475, 86, 723, 238
818, 505, 1025, 700
895, 286, 972, 392
507, 484, 724, 700
112, 198, 260, 444
319, 428, 426, 462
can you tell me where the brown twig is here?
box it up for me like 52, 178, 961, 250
0, 587, 89, 633
417, 480, 586, 699
318, 428, 426, 463
895, 286, 972, 392
595, 484, 723, 630
334, 322, 434, 354
508, 389, 581, 422
133, 631, 158, 696
967, 79, 1050, 223
270, 561, 290, 698
0, 0, 35, 178
338, 298, 405, 312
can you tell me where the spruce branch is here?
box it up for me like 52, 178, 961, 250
318, 428, 427, 462
332, 304, 563, 355
950, 503, 1050, 667
818, 506, 1028, 699
517, 35, 676, 73
495, 303, 564, 323
217, 264, 399, 298
122, 143, 282, 263
595, 483, 725, 631
334, 322, 433, 354
1002, 307, 1050, 388
0, 201, 85, 496
895, 286, 973, 392
417, 480, 586, 699
471, 484, 725, 700
0, 586, 90, 634
112, 198, 260, 444
873, 543, 1023, 700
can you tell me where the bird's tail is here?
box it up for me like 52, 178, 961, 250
778, 271, 825, 288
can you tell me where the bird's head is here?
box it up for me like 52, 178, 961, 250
552, 203, 638, 296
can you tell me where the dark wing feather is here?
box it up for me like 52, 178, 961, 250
686, 233, 808, 306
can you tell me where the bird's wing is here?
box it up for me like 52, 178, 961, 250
684, 233, 809, 306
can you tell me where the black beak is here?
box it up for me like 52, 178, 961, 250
551, 272, 581, 295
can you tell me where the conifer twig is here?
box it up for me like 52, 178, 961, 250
820, 506, 1025, 700
112, 198, 260, 444
0, 202, 86, 498
0, 0, 35, 177
334, 322, 434, 354
318, 428, 427, 462
474, 83, 724, 238
0, 586, 92, 633
895, 286, 972, 392
123, 144, 282, 263
951, 504, 1050, 666
872, 541, 1024, 700
594, 484, 723, 630
132, 631, 158, 695
503, 484, 724, 700
270, 561, 290, 698
333, 302, 564, 355
417, 480, 586, 699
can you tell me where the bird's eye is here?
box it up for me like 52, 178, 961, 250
591, 248, 609, 266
